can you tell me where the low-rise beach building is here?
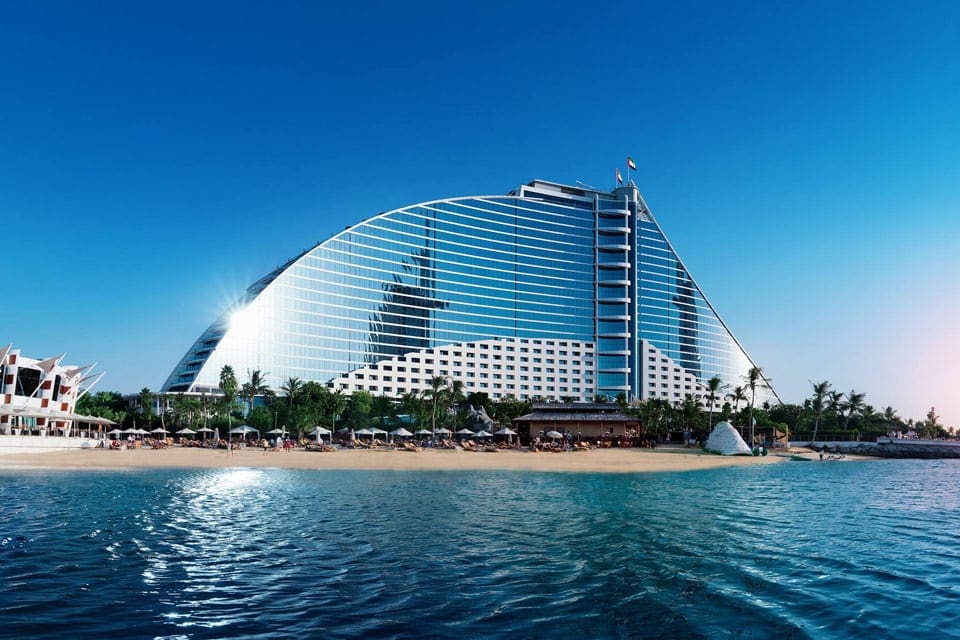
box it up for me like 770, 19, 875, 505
0, 343, 110, 436
513, 402, 638, 442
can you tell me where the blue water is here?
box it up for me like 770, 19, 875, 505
2, 460, 959, 639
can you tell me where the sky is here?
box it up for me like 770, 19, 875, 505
2, 1, 958, 427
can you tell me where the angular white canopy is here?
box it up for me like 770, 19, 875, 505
0, 405, 117, 425
704, 421, 753, 456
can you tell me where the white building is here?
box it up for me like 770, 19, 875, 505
0, 343, 110, 435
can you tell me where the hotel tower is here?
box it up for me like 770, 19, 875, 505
163, 179, 777, 406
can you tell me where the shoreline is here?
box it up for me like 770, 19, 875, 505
0, 445, 841, 474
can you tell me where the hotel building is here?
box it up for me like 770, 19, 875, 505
162, 179, 777, 406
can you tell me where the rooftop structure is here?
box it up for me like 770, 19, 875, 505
163, 178, 778, 406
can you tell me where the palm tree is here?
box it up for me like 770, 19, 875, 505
219, 365, 238, 447
679, 395, 704, 445
840, 390, 866, 430
744, 366, 766, 449
827, 390, 844, 422
169, 393, 186, 429
324, 389, 348, 435
183, 396, 201, 429
809, 380, 831, 445
423, 376, 446, 434
705, 376, 723, 432
882, 406, 901, 435
399, 391, 426, 429
240, 369, 270, 416
280, 377, 303, 409
445, 378, 465, 428
726, 385, 747, 431
639, 398, 673, 442
370, 394, 395, 429
200, 392, 210, 430
139, 387, 154, 429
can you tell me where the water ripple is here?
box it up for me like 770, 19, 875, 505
2, 461, 960, 638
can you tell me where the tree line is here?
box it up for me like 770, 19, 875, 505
76, 364, 954, 443
77, 366, 534, 439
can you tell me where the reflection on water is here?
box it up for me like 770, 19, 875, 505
2, 461, 960, 639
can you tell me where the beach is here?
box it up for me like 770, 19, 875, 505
0, 444, 810, 473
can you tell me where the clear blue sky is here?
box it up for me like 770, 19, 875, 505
3, 1, 958, 427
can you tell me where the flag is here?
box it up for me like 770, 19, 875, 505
616, 168, 623, 184
627, 156, 637, 170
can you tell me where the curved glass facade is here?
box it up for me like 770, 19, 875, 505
163, 179, 777, 405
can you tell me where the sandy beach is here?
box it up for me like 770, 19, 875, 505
0, 444, 813, 473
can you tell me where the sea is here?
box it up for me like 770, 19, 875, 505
1, 459, 959, 639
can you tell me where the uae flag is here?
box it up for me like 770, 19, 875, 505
627, 156, 637, 170
616, 168, 623, 184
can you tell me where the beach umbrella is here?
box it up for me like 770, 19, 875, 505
475, 430, 493, 438
546, 430, 563, 439
176, 428, 196, 435
229, 425, 259, 435
151, 428, 168, 434
266, 428, 287, 435
494, 427, 517, 436
107, 429, 122, 437
196, 427, 214, 433
456, 428, 475, 436
355, 428, 374, 438
414, 429, 432, 436
313, 426, 331, 442
389, 427, 413, 437
435, 427, 452, 435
